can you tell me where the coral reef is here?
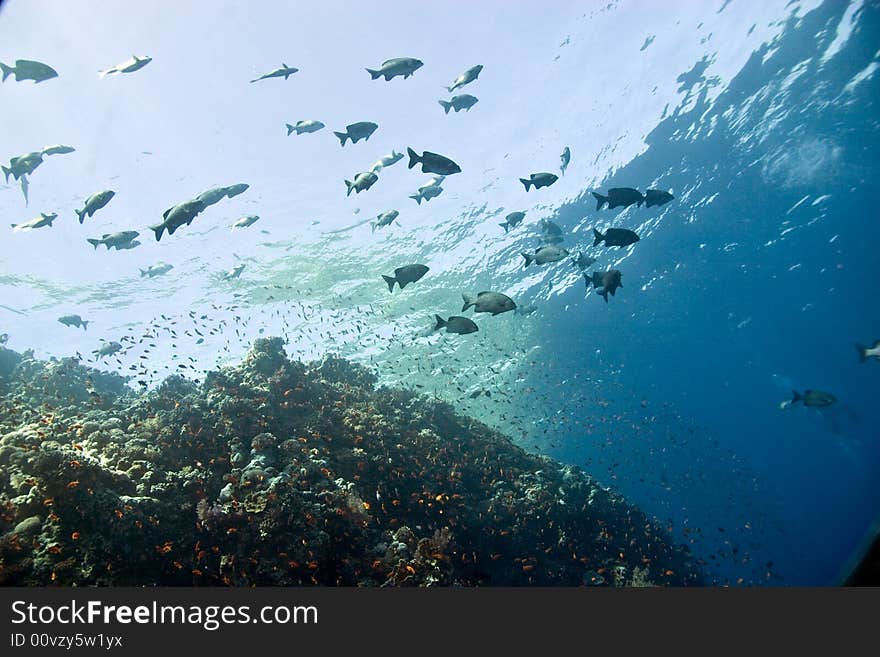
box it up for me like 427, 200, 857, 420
0, 340, 702, 586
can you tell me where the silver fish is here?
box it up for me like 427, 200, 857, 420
447, 65, 483, 92
250, 63, 298, 83
140, 263, 174, 278
522, 245, 569, 267
370, 150, 404, 173
372, 210, 399, 232
345, 171, 378, 196
75, 190, 115, 224
11, 212, 57, 232
99, 54, 152, 78
87, 230, 140, 250
366, 57, 423, 81
461, 292, 516, 315
286, 120, 325, 136
232, 215, 259, 229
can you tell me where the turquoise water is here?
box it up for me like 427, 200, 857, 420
1, 0, 878, 585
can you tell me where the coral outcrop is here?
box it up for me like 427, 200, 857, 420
0, 340, 702, 586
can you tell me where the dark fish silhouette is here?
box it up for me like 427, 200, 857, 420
439, 94, 478, 113
786, 390, 837, 408
0, 59, 58, 83
592, 188, 644, 210
434, 315, 478, 335
572, 252, 597, 271
587, 269, 623, 303
334, 122, 378, 147
645, 189, 674, 208
383, 264, 429, 292
150, 199, 206, 241
593, 227, 640, 248
75, 190, 115, 224
407, 148, 461, 175
520, 173, 558, 192
500, 211, 525, 233
58, 314, 88, 330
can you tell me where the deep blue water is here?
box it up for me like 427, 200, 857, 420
539, 1, 880, 585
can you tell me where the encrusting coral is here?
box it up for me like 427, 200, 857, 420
0, 339, 702, 586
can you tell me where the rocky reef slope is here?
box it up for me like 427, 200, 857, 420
0, 338, 702, 586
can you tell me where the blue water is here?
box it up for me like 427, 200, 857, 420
540, 1, 880, 585
1, 0, 878, 585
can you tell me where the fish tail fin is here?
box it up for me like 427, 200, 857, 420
75, 208, 85, 224
438, 100, 452, 114
409, 194, 422, 204
1, 166, 10, 183
593, 228, 603, 246
345, 180, 354, 197
370, 222, 377, 233
0, 62, 12, 82
461, 294, 474, 312
82, 321, 88, 331
382, 275, 396, 293
97, 67, 112, 79
521, 252, 533, 268
791, 390, 802, 404
286, 123, 295, 136
500, 223, 509, 232
600, 289, 609, 303
334, 131, 349, 147
592, 192, 608, 210
149, 223, 165, 242
856, 343, 867, 363
407, 147, 420, 169
434, 315, 447, 330
519, 178, 532, 192
87, 238, 100, 249
445, 85, 454, 93
366, 68, 382, 80
140, 269, 147, 277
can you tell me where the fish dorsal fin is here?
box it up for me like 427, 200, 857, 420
282, 63, 288, 68
477, 291, 492, 297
